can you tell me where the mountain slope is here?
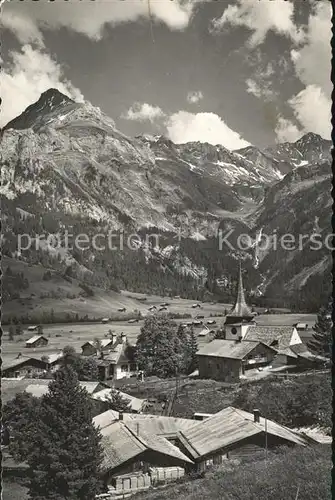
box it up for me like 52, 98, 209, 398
1, 89, 332, 311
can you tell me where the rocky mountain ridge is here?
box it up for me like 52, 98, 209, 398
1, 89, 332, 310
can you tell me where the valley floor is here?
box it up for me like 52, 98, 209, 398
2, 311, 316, 366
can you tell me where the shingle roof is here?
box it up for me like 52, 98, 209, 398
178, 406, 311, 460
101, 421, 193, 472
121, 414, 196, 439
92, 389, 146, 412
26, 335, 47, 345
1, 378, 103, 404
25, 381, 103, 398
288, 344, 328, 362
93, 409, 120, 429
196, 339, 263, 360
2, 356, 45, 371
244, 325, 296, 350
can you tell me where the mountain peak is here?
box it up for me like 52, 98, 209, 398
38, 88, 74, 105
4, 88, 76, 132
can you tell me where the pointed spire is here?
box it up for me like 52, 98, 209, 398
230, 262, 253, 317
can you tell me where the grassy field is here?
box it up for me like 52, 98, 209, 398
2, 256, 317, 365
2, 311, 316, 366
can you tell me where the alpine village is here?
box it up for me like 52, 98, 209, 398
1, 7, 333, 494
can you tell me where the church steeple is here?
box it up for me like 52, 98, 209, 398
229, 261, 253, 318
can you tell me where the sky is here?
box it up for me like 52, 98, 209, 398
1, 0, 331, 150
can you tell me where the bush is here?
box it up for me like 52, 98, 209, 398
79, 282, 94, 297
133, 445, 331, 500
233, 372, 331, 431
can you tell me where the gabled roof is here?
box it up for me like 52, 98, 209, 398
1, 378, 104, 404
82, 339, 114, 349
101, 421, 193, 472
92, 389, 146, 412
26, 335, 47, 344
177, 406, 311, 460
244, 325, 297, 350
25, 381, 103, 398
198, 328, 211, 337
122, 414, 196, 439
2, 356, 46, 371
287, 344, 328, 362
41, 352, 64, 364
196, 339, 271, 360
93, 409, 120, 429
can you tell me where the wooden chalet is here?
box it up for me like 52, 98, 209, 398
2, 355, 47, 379
25, 335, 48, 348
99, 419, 193, 487
176, 406, 314, 472
196, 339, 276, 382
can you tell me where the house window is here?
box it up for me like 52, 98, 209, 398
15, 371, 20, 378
121, 364, 129, 372
231, 327, 237, 335
129, 363, 137, 371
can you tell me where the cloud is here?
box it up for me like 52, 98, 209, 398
121, 102, 165, 123
288, 85, 331, 139
275, 117, 302, 143
1, 10, 45, 47
245, 75, 276, 101
276, 3, 331, 140
166, 111, 250, 149
3, 0, 204, 44
211, 0, 304, 47
187, 90, 204, 104
1, 45, 84, 127
290, 2, 331, 95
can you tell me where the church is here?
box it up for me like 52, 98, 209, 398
196, 263, 324, 382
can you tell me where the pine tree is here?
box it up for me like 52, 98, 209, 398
8, 324, 14, 341
28, 366, 103, 500
187, 327, 198, 373
2, 392, 41, 462
307, 301, 332, 357
15, 323, 22, 336
105, 390, 132, 413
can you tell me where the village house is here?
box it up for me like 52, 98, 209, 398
25, 335, 48, 348
81, 337, 115, 356
84, 333, 139, 381
197, 327, 215, 342
91, 389, 147, 413
196, 339, 277, 382
272, 343, 329, 371
293, 322, 309, 331
99, 417, 193, 494
40, 352, 64, 372
2, 354, 48, 379
24, 380, 107, 398
176, 406, 314, 472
